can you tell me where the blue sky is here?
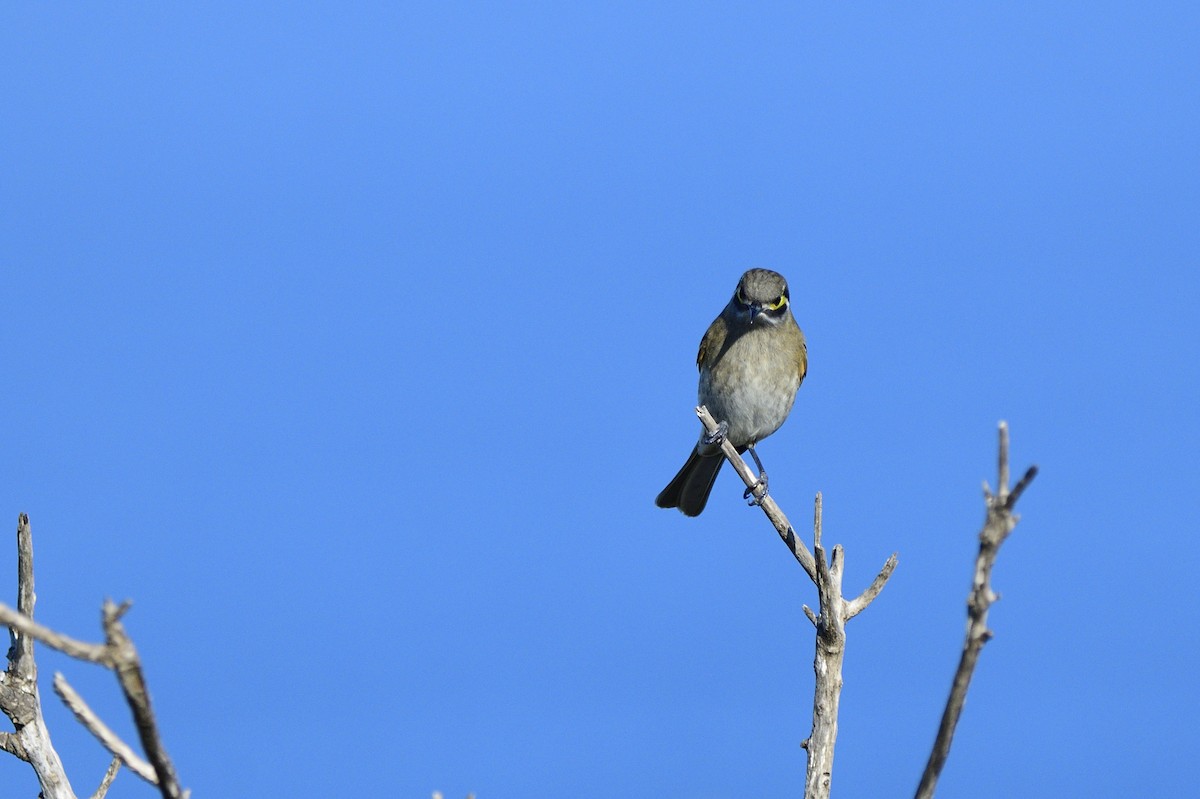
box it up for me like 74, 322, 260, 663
2, 3, 1198, 797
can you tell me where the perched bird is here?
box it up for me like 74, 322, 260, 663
655, 269, 807, 516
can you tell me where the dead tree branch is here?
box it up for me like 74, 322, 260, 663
801, 493, 845, 798
0, 513, 77, 799
0, 514, 189, 799
696, 405, 819, 581
100, 600, 187, 799
696, 405, 898, 799
89, 757, 122, 799
914, 421, 1038, 799
54, 673, 157, 784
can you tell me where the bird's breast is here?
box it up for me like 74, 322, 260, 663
697, 326, 801, 447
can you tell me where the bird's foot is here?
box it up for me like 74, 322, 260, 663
744, 471, 769, 506
702, 420, 729, 447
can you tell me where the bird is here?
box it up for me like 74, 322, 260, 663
655, 268, 807, 516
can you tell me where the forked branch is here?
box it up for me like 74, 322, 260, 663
0, 514, 189, 799
695, 405, 897, 799
914, 422, 1038, 799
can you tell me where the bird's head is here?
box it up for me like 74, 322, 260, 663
732, 269, 791, 326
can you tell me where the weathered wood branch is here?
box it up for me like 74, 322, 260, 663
54, 673, 157, 784
0, 514, 77, 799
696, 405, 819, 581
802, 494, 845, 798
914, 421, 1038, 799
100, 599, 188, 799
0, 604, 112, 666
695, 405, 897, 799
0, 514, 189, 799
89, 757, 121, 799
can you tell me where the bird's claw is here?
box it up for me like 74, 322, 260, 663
703, 420, 729, 447
743, 472, 769, 506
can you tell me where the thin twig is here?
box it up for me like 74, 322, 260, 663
696, 405, 818, 580
12, 512, 36, 676
1007, 465, 1038, 509
89, 758, 121, 799
845, 553, 899, 620
102, 600, 187, 799
0, 604, 112, 666
694, 405, 898, 606
54, 673, 157, 785
914, 421, 1038, 799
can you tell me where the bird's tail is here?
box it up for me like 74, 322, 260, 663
655, 447, 725, 517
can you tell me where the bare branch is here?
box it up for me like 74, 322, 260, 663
89, 758, 121, 799
54, 673, 157, 785
845, 553, 899, 620
2, 514, 188, 798
10, 512, 36, 676
915, 422, 1038, 799
997, 420, 1011, 502
101, 600, 186, 799
1007, 465, 1038, 510
693, 407, 900, 798
0, 730, 28, 760
696, 405, 818, 581
0, 514, 77, 799
804, 492, 845, 799
0, 605, 112, 666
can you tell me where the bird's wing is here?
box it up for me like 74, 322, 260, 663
796, 331, 808, 384
696, 315, 727, 371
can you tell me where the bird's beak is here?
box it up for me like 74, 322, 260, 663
748, 302, 763, 324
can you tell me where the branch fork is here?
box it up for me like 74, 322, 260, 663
695, 405, 897, 799
914, 421, 1038, 799
0, 514, 189, 799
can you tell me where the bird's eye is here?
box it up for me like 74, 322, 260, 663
767, 295, 788, 310
735, 287, 748, 306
